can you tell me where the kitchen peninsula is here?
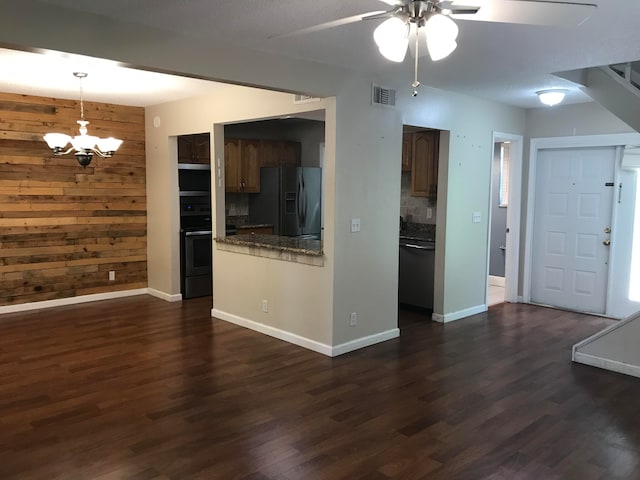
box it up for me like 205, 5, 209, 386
216, 233, 323, 266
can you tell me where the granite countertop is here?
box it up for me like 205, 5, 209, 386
216, 234, 323, 256
236, 224, 273, 230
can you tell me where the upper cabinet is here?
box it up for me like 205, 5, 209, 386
224, 138, 301, 192
257, 140, 302, 168
178, 133, 210, 164
402, 132, 413, 172
410, 130, 439, 198
224, 138, 255, 193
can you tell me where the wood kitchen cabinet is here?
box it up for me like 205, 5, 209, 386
260, 140, 283, 167
224, 138, 301, 192
178, 133, 210, 164
402, 132, 413, 172
225, 138, 261, 193
411, 130, 439, 197
281, 141, 301, 167
258, 140, 301, 168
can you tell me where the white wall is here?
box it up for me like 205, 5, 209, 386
0, 2, 531, 350
396, 85, 525, 319
146, 86, 336, 346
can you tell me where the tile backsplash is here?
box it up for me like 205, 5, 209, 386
226, 193, 249, 217
400, 172, 437, 225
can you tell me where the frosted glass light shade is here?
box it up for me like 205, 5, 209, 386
70, 134, 99, 151
425, 14, 459, 61
427, 38, 457, 61
96, 137, 123, 153
537, 89, 567, 106
43, 133, 71, 149
374, 17, 409, 62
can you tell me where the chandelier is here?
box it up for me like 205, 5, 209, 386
43, 72, 123, 167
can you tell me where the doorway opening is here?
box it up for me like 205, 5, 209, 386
398, 125, 440, 328
486, 132, 523, 308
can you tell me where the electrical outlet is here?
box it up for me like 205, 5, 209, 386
351, 218, 361, 233
262, 300, 268, 313
108, 270, 115, 281
427, 208, 433, 219
350, 312, 357, 326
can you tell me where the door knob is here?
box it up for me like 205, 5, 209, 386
603, 239, 611, 246
604, 227, 611, 234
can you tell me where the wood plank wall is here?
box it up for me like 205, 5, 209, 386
0, 92, 147, 306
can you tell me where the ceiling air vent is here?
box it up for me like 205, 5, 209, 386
293, 94, 321, 104
372, 84, 396, 107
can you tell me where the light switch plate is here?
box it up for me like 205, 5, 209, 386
351, 218, 361, 232
472, 211, 481, 223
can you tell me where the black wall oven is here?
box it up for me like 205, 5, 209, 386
180, 194, 212, 299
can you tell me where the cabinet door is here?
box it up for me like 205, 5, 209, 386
177, 136, 195, 163
260, 140, 282, 167
224, 139, 241, 192
282, 141, 301, 167
411, 131, 439, 197
241, 139, 261, 193
194, 133, 210, 164
402, 132, 413, 172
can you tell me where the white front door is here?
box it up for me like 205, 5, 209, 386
531, 146, 615, 314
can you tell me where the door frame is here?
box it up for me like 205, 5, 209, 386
523, 133, 640, 311
486, 132, 523, 304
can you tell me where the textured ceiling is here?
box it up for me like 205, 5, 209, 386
4, 0, 640, 108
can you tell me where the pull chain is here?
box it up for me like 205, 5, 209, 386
412, 27, 420, 96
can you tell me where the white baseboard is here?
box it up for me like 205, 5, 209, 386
212, 308, 400, 357
331, 329, 400, 357
432, 304, 487, 323
488, 275, 506, 287
573, 351, 640, 379
147, 288, 182, 302
212, 308, 333, 355
0, 288, 148, 315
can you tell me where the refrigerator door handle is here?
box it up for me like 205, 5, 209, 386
297, 178, 304, 227
300, 175, 307, 227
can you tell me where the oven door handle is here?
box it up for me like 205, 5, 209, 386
400, 243, 433, 250
185, 230, 212, 237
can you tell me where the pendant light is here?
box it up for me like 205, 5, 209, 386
43, 72, 123, 167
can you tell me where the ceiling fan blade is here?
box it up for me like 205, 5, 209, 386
378, 0, 408, 5
451, 0, 597, 27
447, 6, 481, 14
437, 1, 480, 13
271, 10, 390, 39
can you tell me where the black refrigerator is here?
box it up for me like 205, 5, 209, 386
249, 166, 321, 237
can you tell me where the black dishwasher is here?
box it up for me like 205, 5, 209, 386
398, 237, 435, 309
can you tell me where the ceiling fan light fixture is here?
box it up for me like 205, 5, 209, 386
425, 14, 459, 61
537, 89, 568, 106
374, 17, 409, 62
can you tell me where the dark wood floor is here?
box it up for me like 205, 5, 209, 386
1, 296, 639, 479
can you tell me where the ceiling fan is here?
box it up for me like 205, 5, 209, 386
278, 0, 597, 95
